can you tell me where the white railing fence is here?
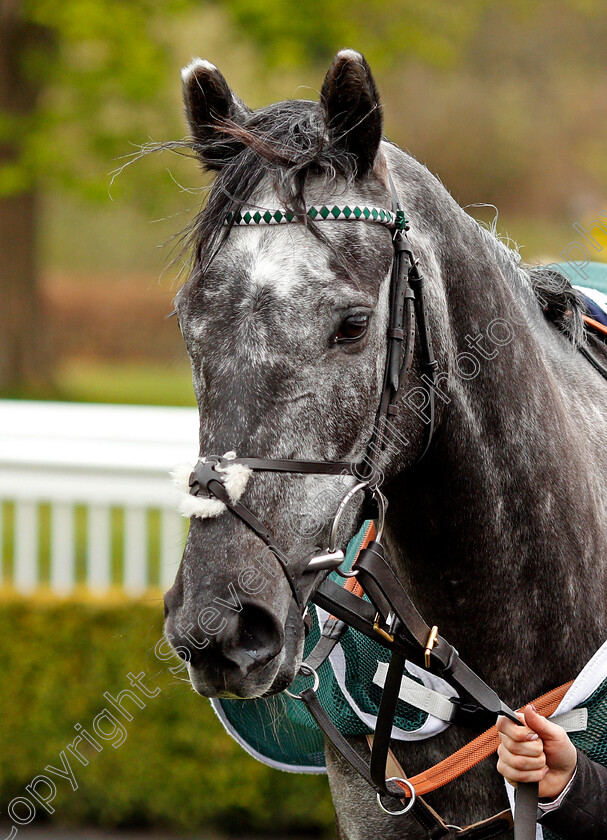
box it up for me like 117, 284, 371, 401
0, 401, 199, 595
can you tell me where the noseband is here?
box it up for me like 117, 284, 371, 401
187, 173, 541, 839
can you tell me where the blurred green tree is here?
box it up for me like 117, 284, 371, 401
219, 0, 491, 71
221, 0, 607, 218
220, 0, 605, 73
0, 0, 186, 395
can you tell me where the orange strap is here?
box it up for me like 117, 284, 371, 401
395, 680, 573, 797
342, 521, 376, 599
584, 314, 607, 340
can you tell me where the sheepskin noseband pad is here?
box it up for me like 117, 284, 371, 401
172, 452, 252, 520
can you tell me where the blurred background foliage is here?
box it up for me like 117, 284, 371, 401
0, 598, 334, 835
2, 0, 607, 401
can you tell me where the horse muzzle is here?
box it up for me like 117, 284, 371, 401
164, 594, 289, 698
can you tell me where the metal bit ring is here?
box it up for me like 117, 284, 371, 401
284, 664, 320, 700
376, 777, 416, 816
328, 481, 369, 553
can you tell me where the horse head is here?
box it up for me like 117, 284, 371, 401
163, 50, 445, 699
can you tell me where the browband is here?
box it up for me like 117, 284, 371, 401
225, 204, 409, 230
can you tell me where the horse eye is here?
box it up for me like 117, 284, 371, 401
334, 313, 369, 343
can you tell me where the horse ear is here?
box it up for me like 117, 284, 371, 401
320, 50, 383, 177
181, 59, 250, 170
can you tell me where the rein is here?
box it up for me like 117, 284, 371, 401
187, 174, 607, 840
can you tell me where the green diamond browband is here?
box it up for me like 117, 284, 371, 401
224, 205, 409, 230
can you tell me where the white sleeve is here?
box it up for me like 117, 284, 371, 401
537, 769, 578, 814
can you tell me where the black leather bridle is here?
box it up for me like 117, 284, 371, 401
187, 174, 540, 840
188, 174, 437, 607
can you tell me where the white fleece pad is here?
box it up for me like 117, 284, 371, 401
172, 452, 252, 519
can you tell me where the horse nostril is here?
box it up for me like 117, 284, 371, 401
221, 603, 284, 672
165, 601, 285, 685
163, 597, 169, 619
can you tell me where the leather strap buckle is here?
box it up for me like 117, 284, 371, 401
448, 698, 498, 733
424, 625, 439, 668
373, 611, 396, 643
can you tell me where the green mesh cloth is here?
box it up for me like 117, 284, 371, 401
569, 677, 607, 784
213, 521, 431, 772
541, 674, 607, 840
556, 260, 607, 294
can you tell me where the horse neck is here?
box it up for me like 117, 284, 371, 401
387, 221, 607, 702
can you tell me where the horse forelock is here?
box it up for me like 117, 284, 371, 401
189, 98, 359, 269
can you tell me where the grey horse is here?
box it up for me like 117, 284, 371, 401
164, 49, 607, 838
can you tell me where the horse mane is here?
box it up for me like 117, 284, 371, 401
527, 264, 587, 346
475, 223, 587, 347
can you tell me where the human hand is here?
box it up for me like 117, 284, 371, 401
496, 704, 578, 800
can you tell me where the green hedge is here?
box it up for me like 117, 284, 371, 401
0, 597, 334, 835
